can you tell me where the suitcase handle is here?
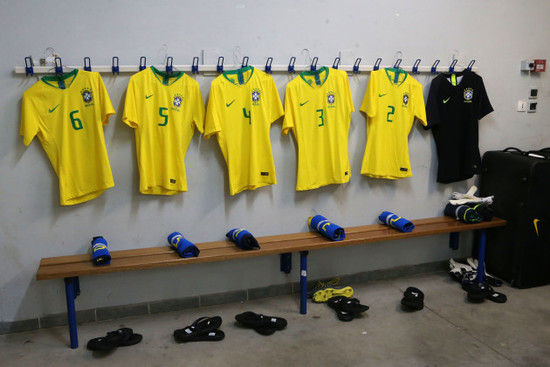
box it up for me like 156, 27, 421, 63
503, 147, 526, 154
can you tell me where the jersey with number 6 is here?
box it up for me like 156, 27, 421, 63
20, 69, 115, 205
282, 67, 354, 190
123, 67, 205, 195
204, 66, 283, 195
360, 68, 427, 179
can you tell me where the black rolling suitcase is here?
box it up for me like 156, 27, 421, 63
479, 148, 550, 288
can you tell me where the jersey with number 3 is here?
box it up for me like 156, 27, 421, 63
123, 67, 205, 195
360, 68, 427, 179
282, 67, 354, 190
20, 69, 115, 205
204, 66, 283, 195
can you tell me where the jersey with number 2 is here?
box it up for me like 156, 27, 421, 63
360, 68, 427, 179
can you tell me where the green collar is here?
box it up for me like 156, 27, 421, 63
384, 68, 408, 86
151, 66, 184, 86
41, 69, 79, 89
300, 66, 330, 88
222, 66, 254, 85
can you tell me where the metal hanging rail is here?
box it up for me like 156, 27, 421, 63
14, 56, 477, 76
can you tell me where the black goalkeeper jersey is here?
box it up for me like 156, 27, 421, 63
426, 70, 493, 183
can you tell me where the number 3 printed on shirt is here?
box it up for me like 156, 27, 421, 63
316, 109, 325, 127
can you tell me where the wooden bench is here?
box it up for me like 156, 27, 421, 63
37, 216, 506, 348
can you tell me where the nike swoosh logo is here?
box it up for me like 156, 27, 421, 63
48, 104, 59, 113
534, 219, 540, 236
443, 97, 451, 104
145, 94, 153, 99
226, 99, 236, 107
378, 94, 386, 97
300, 101, 309, 106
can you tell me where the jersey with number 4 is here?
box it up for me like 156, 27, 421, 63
204, 66, 283, 195
20, 69, 115, 205
282, 67, 354, 190
360, 68, 427, 179
123, 67, 205, 195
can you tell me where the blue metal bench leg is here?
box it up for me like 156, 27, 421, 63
449, 231, 460, 250
280, 253, 292, 274
300, 251, 308, 314
475, 229, 487, 283
64, 277, 80, 349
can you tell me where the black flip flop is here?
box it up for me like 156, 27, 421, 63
327, 296, 369, 321
235, 311, 287, 334
117, 328, 143, 346
466, 282, 490, 303
401, 287, 424, 311
87, 328, 141, 351
174, 316, 223, 343
486, 286, 507, 303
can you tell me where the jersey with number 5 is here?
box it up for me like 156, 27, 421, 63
360, 68, 427, 179
204, 66, 283, 195
123, 67, 205, 195
20, 69, 115, 205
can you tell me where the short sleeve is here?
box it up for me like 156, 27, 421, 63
412, 80, 427, 127
281, 84, 295, 135
204, 85, 222, 139
343, 73, 355, 113
425, 76, 441, 129
476, 76, 494, 120
122, 77, 138, 128
360, 73, 377, 118
267, 77, 284, 124
191, 81, 205, 134
97, 74, 115, 125
20, 91, 38, 146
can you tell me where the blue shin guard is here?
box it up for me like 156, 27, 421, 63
379, 211, 415, 232
91, 236, 111, 265
226, 229, 260, 250
167, 232, 200, 258
308, 215, 346, 241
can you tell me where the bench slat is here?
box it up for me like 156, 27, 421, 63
36, 216, 506, 280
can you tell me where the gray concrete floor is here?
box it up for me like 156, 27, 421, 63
1, 271, 550, 367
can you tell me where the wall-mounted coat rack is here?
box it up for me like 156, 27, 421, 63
15, 56, 478, 76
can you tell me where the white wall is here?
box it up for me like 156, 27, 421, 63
1, 0, 549, 322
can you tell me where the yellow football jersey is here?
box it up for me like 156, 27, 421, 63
360, 68, 427, 179
204, 66, 284, 195
20, 69, 115, 205
282, 67, 354, 190
123, 67, 205, 195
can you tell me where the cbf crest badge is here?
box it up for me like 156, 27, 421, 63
402, 92, 409, 107
173, 93, 183, 108
327, 91, 335, 108
252, 88, 261, 105
80, 88, 93, 105
464, 88, 474, 102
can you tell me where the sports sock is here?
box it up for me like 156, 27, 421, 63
91, 236, 111, 265
226, 229, 260, 250
308, 215, 346, 241
378, 211, 415, 232
167, 232, 200, 258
